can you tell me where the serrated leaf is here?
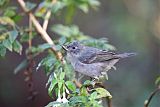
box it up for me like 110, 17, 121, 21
0, 44, 6, 57
48, 79, 57, 97
13, 40, 22, 54
3, 39, 12, 51
69, 96, 88, 106
65, 81, 76, 91
95, 88, 112, 99
14, 59, 28, 74
36, 54, 56, 73
9, 30, 18, 43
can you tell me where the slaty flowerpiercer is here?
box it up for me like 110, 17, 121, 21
63, 41, 136, 80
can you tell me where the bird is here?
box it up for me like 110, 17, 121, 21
62, 41, 136, 80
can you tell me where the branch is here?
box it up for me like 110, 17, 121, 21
43, 11, 51, 31
17, 0, 62, 60
43, 0, 57, 31
144, 85, 160, 107
107, 97, 112, 107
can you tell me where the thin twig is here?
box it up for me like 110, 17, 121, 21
43, 11, 51, 31
28, 15, 32, 48
43, 0, 57, 31
144, 85, 160, 107
17, 0, 62, 60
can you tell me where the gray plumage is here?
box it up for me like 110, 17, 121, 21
63, 41, 136, 79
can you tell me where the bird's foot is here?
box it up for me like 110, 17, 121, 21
90, 77, 100, 87
101, 72, 108, 80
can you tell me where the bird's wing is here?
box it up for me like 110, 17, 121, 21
78, 50, 120, 64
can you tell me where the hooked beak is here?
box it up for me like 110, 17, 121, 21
61, 45, 68, 51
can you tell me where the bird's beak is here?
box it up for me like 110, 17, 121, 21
61, 45, 68, 51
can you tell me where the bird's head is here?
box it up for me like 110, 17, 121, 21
62, 41, 83, 56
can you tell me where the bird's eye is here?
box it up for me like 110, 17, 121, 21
72, 46, 76, 49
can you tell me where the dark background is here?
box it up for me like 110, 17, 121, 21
0, 0, 160, 107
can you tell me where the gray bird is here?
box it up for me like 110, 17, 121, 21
62, 41, 136, 80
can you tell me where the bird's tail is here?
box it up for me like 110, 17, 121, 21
115, 52, 137, 58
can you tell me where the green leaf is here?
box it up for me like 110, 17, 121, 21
59, 36, 66, 45
48, 79, 57, 97
45, 101, 63, 107
0, 0, 9, 7
78, 4, 88, 13
46, 73, 54, 87
90, 91, 98, 100
51, 1, 66, 13
0, 44, 6, 57
20, 32, 36, 42
0, 32, 8, 41
83, 80, 92, 86
51, 24, 71, 37
12, 14, 22, 22
80, 86, 88, 96
65, 81, 76, 91
3, 39, 12, 51
9, 30, 18, 43
38, 43, 53, 50
60, 71, 65, 80
13, 40, 22, 54
0, 16, 15, 26
69, 96, 88, 106
81, 38, 115, 51
58, 80, 63, 89
155, 76, 160, 85
95, 88, 112, 99
26, 1, 36, 11
55, 44, 62, 51
64, 62, 74, 80
88, 0, 100, 7
4, 8, 16, 17
14, 59, 28, 74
